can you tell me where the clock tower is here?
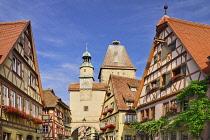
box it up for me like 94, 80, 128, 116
79, 44, 94, 89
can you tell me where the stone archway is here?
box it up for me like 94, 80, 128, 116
71, 123, 100, 140
26, 135, 33, 140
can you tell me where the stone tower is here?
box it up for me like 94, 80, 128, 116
98, 40, 137, 83
69, 46, 106, 139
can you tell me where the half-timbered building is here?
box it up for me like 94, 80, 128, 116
99, 75, 141, 140
42, 89, 71, 140
133, 15, 210, 139
0, 20, 44, 140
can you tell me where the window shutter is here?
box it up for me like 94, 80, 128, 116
156, 78, 160, 87
2, 86, 4, 105
161, 44, 167, 60
181, 63, 186, 76
165, 71, 171, 84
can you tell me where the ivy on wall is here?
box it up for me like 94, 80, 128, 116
130, 79, 210, 140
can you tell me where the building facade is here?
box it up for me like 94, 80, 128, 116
133, 15, 210, 139
42, 89, 71, 140
0, 21, 44, 140
99, 75, 140, 140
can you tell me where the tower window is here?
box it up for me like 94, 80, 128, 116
84, 106, 88, 111
84, 69, 86, 72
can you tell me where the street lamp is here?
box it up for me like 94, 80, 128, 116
82, 118, 86, 123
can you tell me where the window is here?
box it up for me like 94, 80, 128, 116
13, 57, 17, 72
84, 106, 88, 111
127, 102, 133, 107
125, 114, 136, 123
17, 95, 22, 110
130, 87, 137, 92
84, 69, 86, 72
10, 90, 16, 107
111, 102, 114, 108
162, 71, 171, 86
43, 109, 48, 114
145, 109, 149, 117
181, 132, 188, 140
150, 107, 155, 119
2, 85, 9, 105
163, 102, 169, 115
125, 135, 132, 140
171, 132, 177, 140
182, 100, 189, 111
161, 43, 167, 60
30, 74, 36, 88
168, 41, 176, 52
140, 110, 144, 121
35, 106, 39, 118
170, 100, 177, 110
31, 104, 35, 116
25, 100, 29, 114
104, 106, 108, 112
42, 125, 48, 133
13, 57, 21, 76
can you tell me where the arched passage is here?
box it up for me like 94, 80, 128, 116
26, 135, 33, 140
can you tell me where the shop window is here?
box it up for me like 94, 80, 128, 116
181, 132, 188, 140
171, 132, 177, 140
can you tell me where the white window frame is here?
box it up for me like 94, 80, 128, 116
17, 60, 21, 76
10, 90, 16, 107
30, 74, 36, 88
32, 104, 35, 117
2, 85, 9, 105
17, 95, 22, 110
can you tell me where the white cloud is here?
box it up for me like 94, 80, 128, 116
36, 50, 58, 58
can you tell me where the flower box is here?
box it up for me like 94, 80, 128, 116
2, 105, 43, 124
107, 108, 114, 112
102, 111, 108, 115
170, 107, 177, 111
170, 74, 182, 83
106, 124, 115, 128
100, 127, 107, 130
147, 87, 159, 94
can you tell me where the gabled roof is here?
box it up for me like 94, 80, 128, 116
68, 82, 107, 91
100, 45, 136, 70
43, 89, 69, 109
110, 75, 141, 110
0, 20, 29, 64
157, 16, 210, 73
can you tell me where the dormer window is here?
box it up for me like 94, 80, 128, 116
127, 102, 133, 107
130, 87, 137, 92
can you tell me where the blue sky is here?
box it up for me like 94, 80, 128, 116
0, 0, 209, 105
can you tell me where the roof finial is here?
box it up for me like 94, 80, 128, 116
164, 5, 168, 16
86, 42, 88, 51
112, 40, 120, 45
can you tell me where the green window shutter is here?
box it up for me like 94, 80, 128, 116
161, 44, 167, 60
156, 78, 160, 87
181, 63, 186, 76
165, 71, 171, 84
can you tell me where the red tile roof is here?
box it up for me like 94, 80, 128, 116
68, 82, 107, 91
157, 16, 210, 73
0, 20, 29, 64
100, 45, 136, 70
111, 75, 141, 110
43, 89, 69, 109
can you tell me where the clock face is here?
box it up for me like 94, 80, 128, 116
80, 79, 91, 89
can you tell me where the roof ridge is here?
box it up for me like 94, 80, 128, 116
0, 20, 30, 25
168, 17, 210, 29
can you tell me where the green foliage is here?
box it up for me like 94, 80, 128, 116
170, 79, 210, 138
131, 79, 210, 138
176, 80, 208, 103
130, 116, 169, 135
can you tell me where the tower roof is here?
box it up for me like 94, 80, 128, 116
80, 44, 93, 68
100, 41, 136, 70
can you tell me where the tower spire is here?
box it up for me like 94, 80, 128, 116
86, 42, 88, 51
